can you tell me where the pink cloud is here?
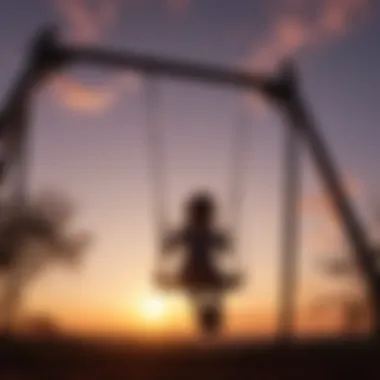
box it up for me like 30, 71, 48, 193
242, 0, 372, 116
53, 0, 121, 44
50, 74, 116, 113
51, 0, 143, 114
320, 0, 371, 34
246, 0, 372, 72
250, 17, 313, 73
167, 0, 190, 13
50, 72, 142, 114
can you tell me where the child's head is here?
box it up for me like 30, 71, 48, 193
185, 192, 216, 227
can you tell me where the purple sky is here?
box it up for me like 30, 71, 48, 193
0, 0, 379, 338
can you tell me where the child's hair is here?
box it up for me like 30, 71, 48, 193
185, 191, 216, 227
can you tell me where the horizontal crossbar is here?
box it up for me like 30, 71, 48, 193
60, 45, 277, 95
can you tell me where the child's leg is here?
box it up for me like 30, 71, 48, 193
189, 290, 224, 336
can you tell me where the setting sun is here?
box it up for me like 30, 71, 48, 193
139, 296, 167, 321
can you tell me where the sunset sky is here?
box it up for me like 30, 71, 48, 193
0, 0, 379, 340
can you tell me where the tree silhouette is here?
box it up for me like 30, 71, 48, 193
0, 190, 91, 333
306, 191, 380, 335
312, 240, 373, 335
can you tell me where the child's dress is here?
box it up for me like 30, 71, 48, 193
164, 227, 229, 291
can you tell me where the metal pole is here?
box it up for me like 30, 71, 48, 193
62, 45, 272, 93
278, 66, 380, 336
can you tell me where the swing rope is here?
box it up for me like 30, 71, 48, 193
224, 99, 252, 284
227, 102, 251, 257
277, 122, 302, 339
144, 79, 251, 287
144, 77, 168, 266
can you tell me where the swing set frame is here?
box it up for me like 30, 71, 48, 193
0, 27, 379, 342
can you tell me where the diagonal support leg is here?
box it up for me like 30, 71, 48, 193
272, 63, 380, 338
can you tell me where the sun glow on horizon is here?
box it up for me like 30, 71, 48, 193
139, 295, 168, 322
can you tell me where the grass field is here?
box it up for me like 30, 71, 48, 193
0, 335, 378, 379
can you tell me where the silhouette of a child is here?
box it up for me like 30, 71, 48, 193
163, 192, 231, 291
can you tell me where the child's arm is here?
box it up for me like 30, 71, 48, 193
215, 231, 232, 252
162, 230, 184, 255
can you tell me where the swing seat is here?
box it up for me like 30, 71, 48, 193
154, 270, 243, 293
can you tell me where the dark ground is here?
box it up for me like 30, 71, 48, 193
0, 336, 378, 379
